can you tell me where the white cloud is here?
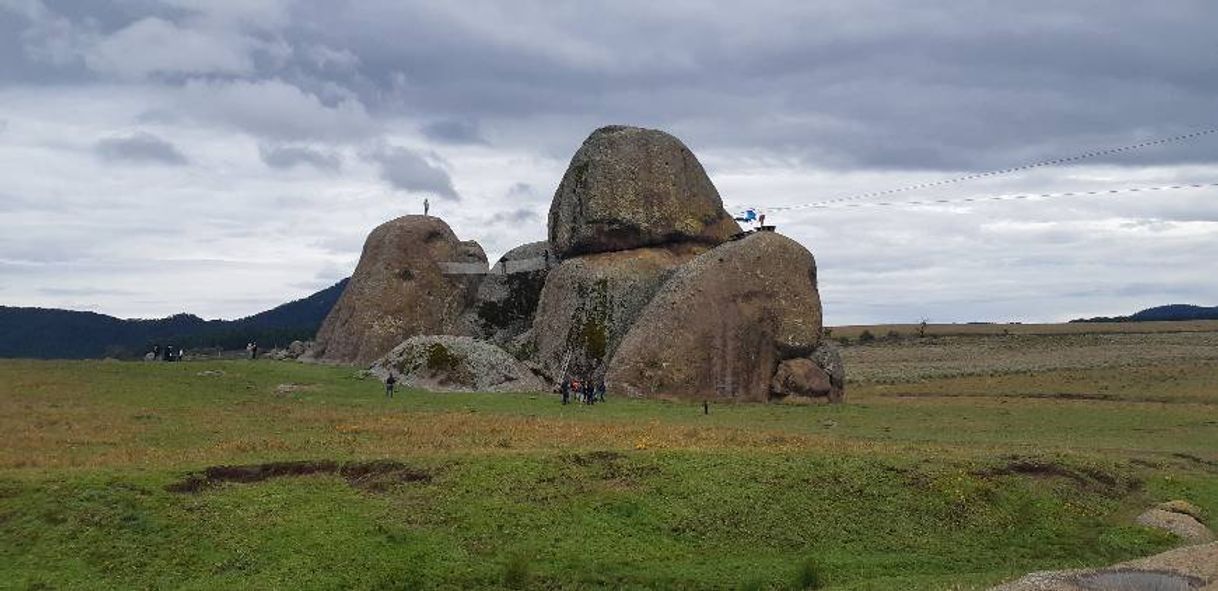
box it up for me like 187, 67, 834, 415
85, 17, 256, 78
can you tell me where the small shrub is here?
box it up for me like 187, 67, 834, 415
502, 553, 530, 589
795, 557, 823, 590
858, 330, 876, 344
886, 330, 901, 341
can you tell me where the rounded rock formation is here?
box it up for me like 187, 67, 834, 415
771, 358, 833, 399
310, 216, 486, 365
607, 231, 822, 401
528, 243, 708, 381
370, 335, 545, 392
547, 125, 740, 258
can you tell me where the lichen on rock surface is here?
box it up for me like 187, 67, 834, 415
370, 335, 545, 393
528, 244, 706, 381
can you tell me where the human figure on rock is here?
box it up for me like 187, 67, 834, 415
424, 197, 430, 216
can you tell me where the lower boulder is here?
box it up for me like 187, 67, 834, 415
528, 243, 707, 381
370, 335, 545, 393
607, 231, 824, 401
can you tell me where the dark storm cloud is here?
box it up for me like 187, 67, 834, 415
369, 146, 459, 200
10, 1, 1218, 171
259, 144, 340, 170
95, 131, 188, 165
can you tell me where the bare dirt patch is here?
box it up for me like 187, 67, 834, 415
166, 460, 431, 493
973, 458, 1137, 496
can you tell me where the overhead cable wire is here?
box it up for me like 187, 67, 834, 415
799, 182, 1218, 211
759, 127, 1218, 212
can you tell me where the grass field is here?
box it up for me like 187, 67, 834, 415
2, 327, 1217, 590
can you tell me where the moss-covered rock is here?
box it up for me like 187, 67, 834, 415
528, 243, 707, 381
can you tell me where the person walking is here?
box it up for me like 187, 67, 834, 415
385, 374, 397, 398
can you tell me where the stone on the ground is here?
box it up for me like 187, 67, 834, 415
607, 231, 822, 401
528, 244, 706, 380
1136, 508, 1215, 544
457, 240, 554, 346
548, 125, 740, 258
309, 216, 486, 365
809, 342, 846, 402
989, 542, 1218, 590
370, 335, 545, 393
1158, 500, 1208, 522
771, 358, 832, 399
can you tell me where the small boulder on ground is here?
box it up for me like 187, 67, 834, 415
370, 335, 545, 393
548, 125, 740, 258
771, 358, 832, 399
1137, 507, 1215, 544
309, 216, 487, 365
607, 231, 823, 401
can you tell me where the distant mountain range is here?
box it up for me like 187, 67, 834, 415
0, 279, 348, 359
1070, 304, 1218, 323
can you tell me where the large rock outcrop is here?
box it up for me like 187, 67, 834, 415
527, 243, 708, 381
607, 231, 823, 401
370, 335, 545, 392
457, 241, 554, 346
310, 216, 486, 365
548, 125, 740, 258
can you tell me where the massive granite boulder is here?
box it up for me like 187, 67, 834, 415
456, 241, 554, 346
607, 231, 823, 401
310, 216, 487, 365
527, 243, 708, 380
370, 335, 545, 393
548, 125, 740, 258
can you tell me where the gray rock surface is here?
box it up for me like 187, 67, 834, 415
370, 335, 545, 393
457, 241, 554, 346
809, 342, 846, 402
607, 231, 823, 401
528, 243, 707, 381
1137, 508, 1215, 544
990, 542, 1218, 590
309, 216, 486, 365
548, 125, 740, 258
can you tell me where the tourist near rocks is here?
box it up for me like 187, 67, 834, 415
312, 124, 845, 403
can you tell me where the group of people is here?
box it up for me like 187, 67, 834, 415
560, 376, 606, 405
149, 344, 183, 362
245, 342, 259, 360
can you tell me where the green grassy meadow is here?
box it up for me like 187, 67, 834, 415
2, 329, 1217, 590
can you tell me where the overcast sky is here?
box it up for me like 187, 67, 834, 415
2, 0, 1216, 324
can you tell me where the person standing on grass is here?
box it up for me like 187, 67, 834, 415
385, 374, 397, 398
561, 378, 571, 405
